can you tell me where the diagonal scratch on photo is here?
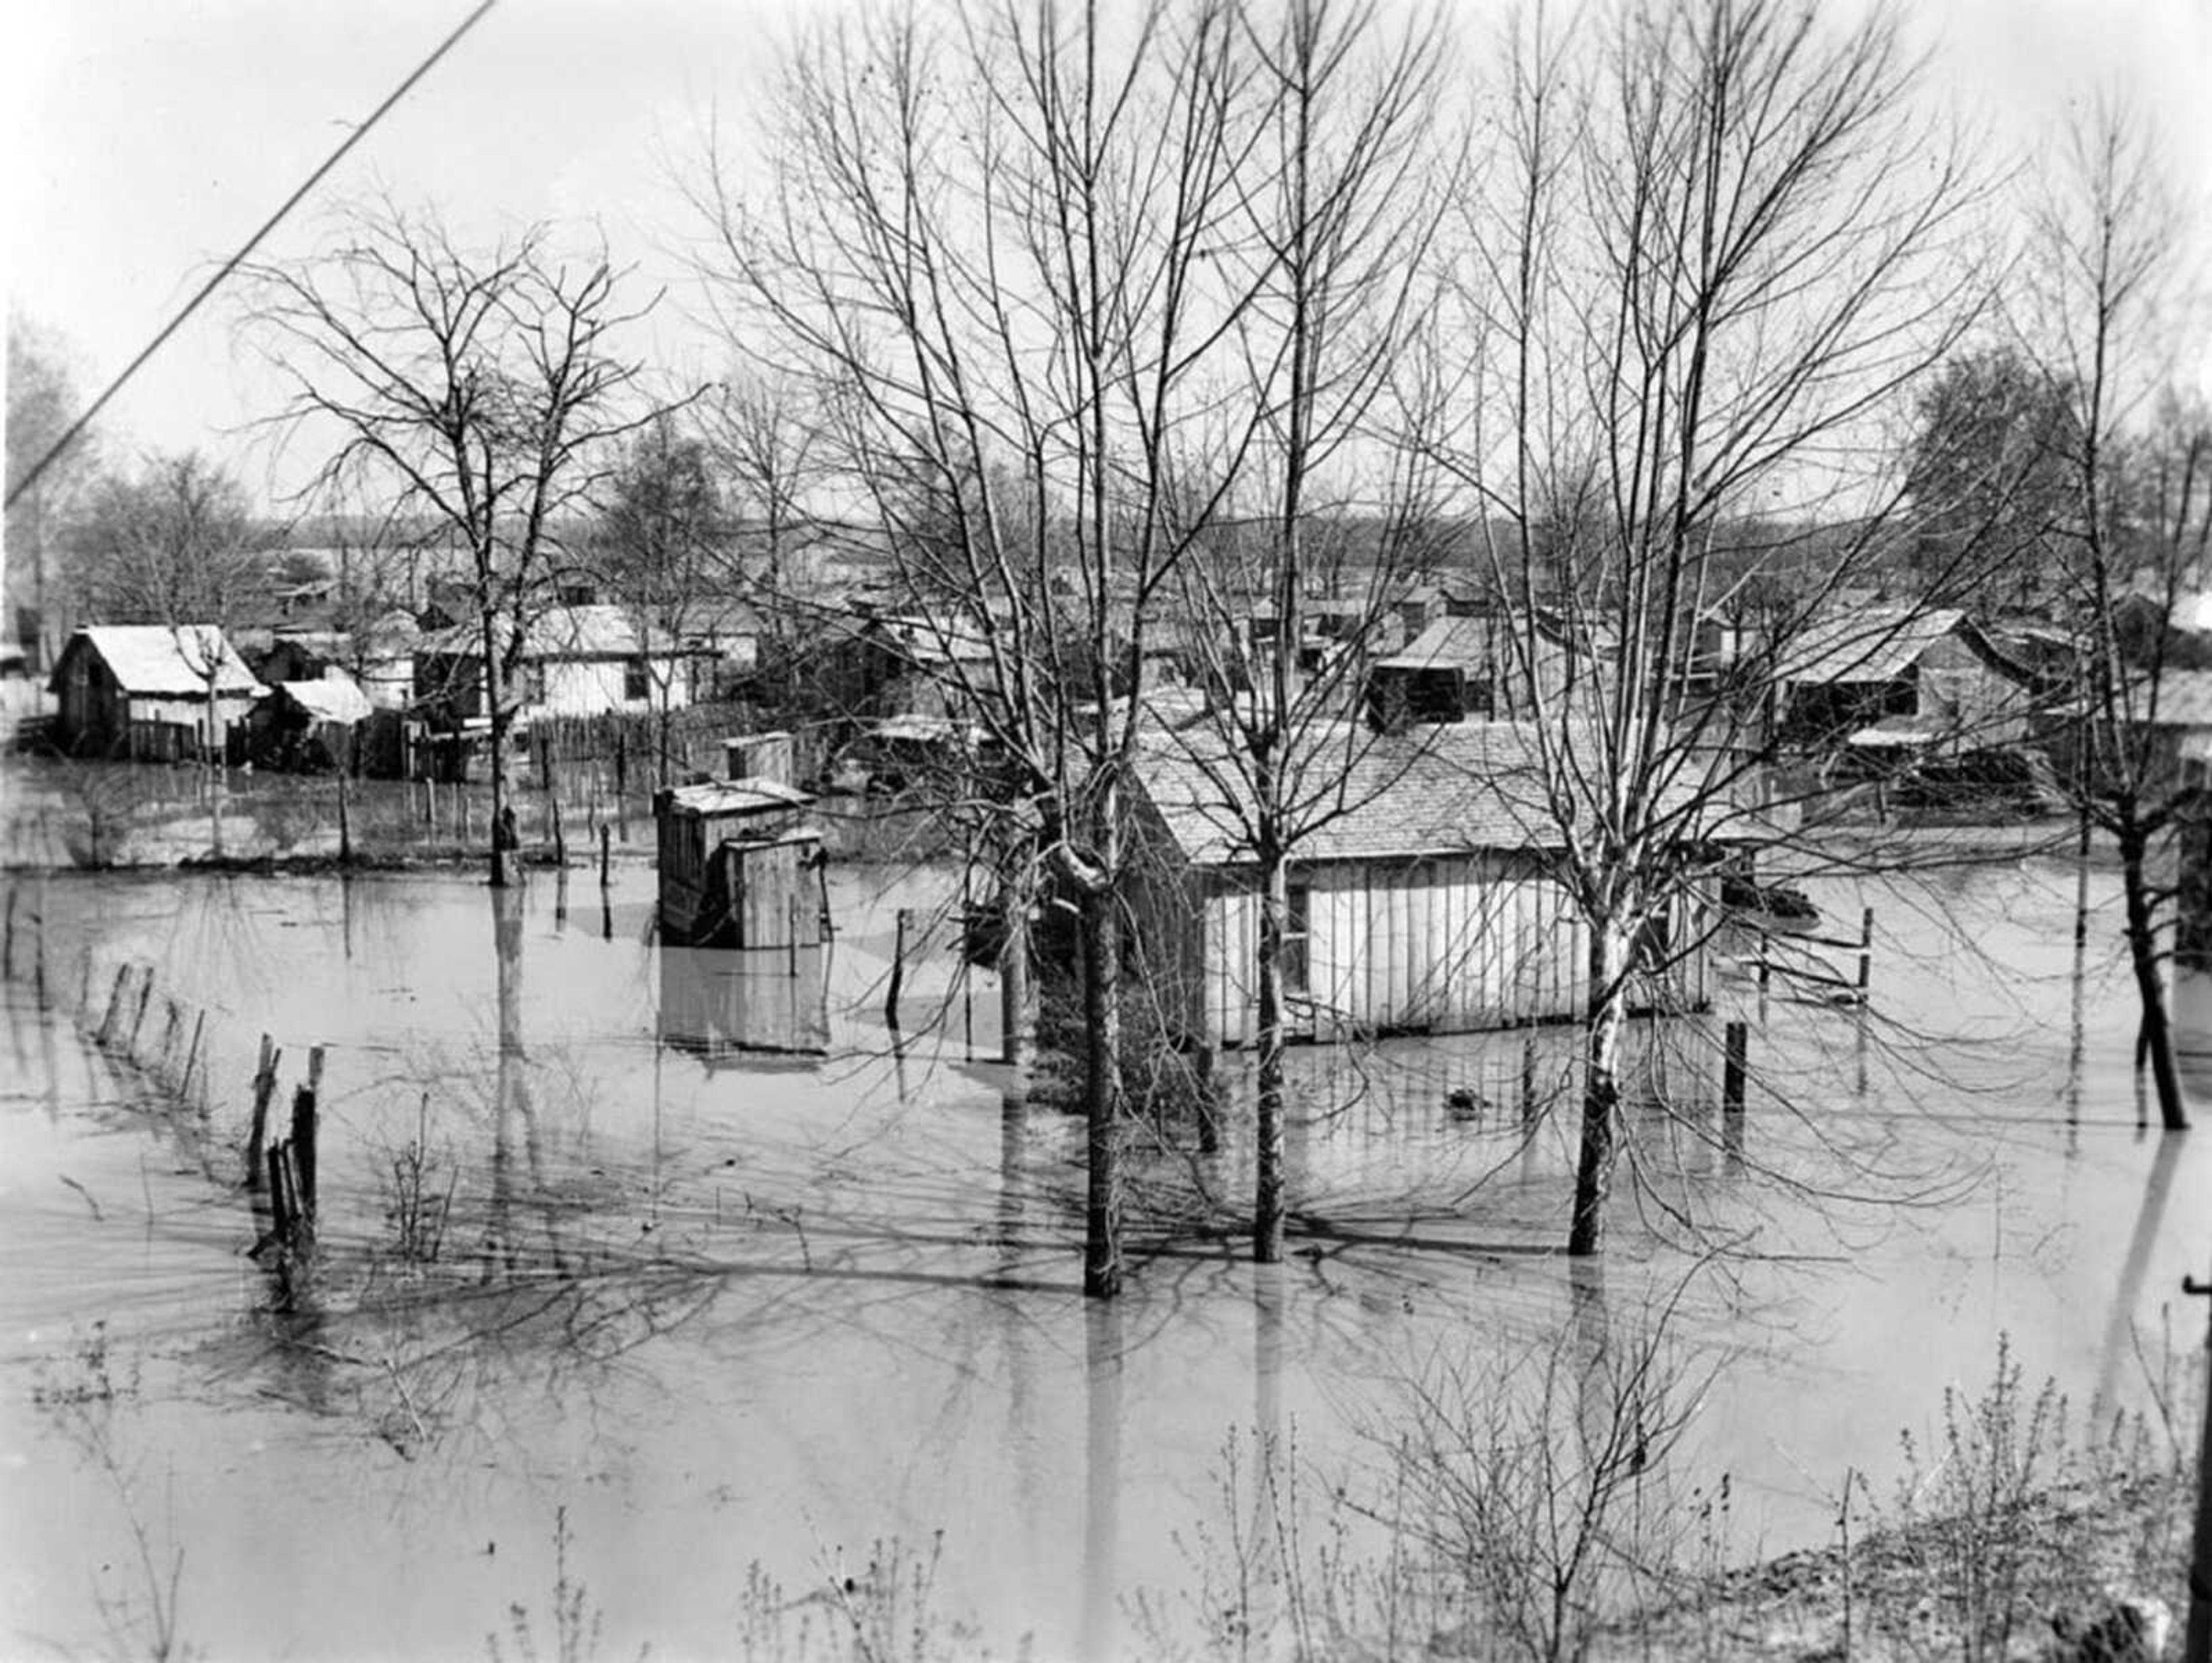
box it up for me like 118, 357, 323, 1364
5, 0, 2211, 1657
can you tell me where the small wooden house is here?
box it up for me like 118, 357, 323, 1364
414, 605, 713, 724
1127, 722, 1717, 1049
654, 777, 823, 947
48, 624, 266, 760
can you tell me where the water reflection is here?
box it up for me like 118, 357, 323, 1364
656, 944, 830, 1062
1083, 1298, 1124, 1663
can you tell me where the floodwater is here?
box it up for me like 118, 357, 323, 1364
2, 840, 2210, 1660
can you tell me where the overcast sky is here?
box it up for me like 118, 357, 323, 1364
4, 0, 2207, 516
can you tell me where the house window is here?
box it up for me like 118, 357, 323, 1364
1285, 883, 1311, 997
625, 657, 652, 700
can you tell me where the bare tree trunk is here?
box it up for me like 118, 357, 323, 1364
2119, 821, 2189, 1131
1081, 879, 1123, 1300
483, 609, 511, 888
1253, 827, 1289, 1264
1568, 919, 1627, 1256
999, 870, 1034, 1088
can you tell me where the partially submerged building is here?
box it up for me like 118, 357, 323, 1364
654, 764, 824, 949
48, 624, 266, 761
1127, 721, 1725, 1049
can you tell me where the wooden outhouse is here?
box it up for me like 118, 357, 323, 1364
1127, 721, 1717, 1049
654, 778, 823, 947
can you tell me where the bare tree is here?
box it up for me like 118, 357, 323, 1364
1440, 0, 1995, 1256
5, 317, 101, 668
1152, 0, 1453, 1262
704, 370, 821, 659
65, 450, 266, 632
692, 0, 1274, 1296
2027, 99, 2210, 1133
594, 412, 732, 785
248, 199, 664, 886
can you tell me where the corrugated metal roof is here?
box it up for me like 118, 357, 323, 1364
60, 626, 264, 697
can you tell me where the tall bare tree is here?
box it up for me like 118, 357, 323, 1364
2028, 99, 2209, 1133
594, 413, 730, 785
693, 0, 1273, 1295
705, 370, 821, 657
248, 200, 663, 885
1153, 0, 1453, 1262
1441, 0, 1994, 1256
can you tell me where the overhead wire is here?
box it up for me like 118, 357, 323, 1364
3, 0, 499, 513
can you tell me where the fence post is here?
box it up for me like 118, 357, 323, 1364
181, 1010, 206, 1107
291, 1045, 324, 1228
98, 963, 131, 1047
247, 1035, 281, 1191
886, 908, 910, 1028
1722, 1020, 1748, 1169
1857, 906, 1873, 1005
128, 964, 156, 1057
3, 885, 16, 980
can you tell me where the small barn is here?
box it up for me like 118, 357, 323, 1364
1776, 608, 2036, 748
1363, 611, 1582, 730
654, 777, 824, 948
48, 624, 266, 760
1127, 722, 1718, 1049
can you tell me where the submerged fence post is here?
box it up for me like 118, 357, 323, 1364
291, 1044, 324, 1228
246, 1034, 281, 1191
127, 964, 156, 1058
97, 964, 130, 1048
181, 1010, 206, 1108
886, 908, 911, 1029
1722, 1020, 1748, 1170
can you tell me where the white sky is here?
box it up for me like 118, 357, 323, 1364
3, 0, 2208, 516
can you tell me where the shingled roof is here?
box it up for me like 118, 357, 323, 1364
1135, 717, 1774, 868
1135, 721, 1564, 866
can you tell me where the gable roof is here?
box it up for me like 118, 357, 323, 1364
1372, 614, 1501, 672
54, 626, 265, 698
1136, 722, 1566, 866
2129, 670, 2212, 728
1775, 608, 1967, 685
274, 675, 373, 725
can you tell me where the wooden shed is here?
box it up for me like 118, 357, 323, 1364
654, 778, 824, 948
1127, 722, 1718, 1049
48, 624, 266, 760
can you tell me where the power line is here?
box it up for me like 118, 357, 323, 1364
3, 0, 499, 514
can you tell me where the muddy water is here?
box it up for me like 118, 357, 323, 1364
2, 854, 2209, 1660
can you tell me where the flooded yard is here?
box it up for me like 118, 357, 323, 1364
3, 825, 2209, 1659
